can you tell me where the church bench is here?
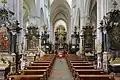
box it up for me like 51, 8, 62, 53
33, 61, 51, 63
8, 75, 46, 80
72, 66, 94, 69
71, 63, 92, 66
36, 55, 56, 67
66, 58, 90, 71
26, 66, 51, 76
74, 69, 104, 75
65, 54, 88, 68
75, 74, 115, 80
30, 63, 50, 66
32, 55, 56, 74
26, 66, 49, 69
73, 69, 105, 79
69, 62, 92, 72
33, 61, 52, 67
71, 66, 95, 74
69, 63, 93, 71
70, 61, 88, 63
19, 69, 48, 79
32, 62, 52, 67
30, 63, 51, 72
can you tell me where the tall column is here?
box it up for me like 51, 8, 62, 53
14, 0, 20, 21
67, 19, 71, 43
97, 53, 102, 68
36, 0, 41, 48
79, 0, 85, 53
103, 52, 108, 72
96, 0, 102, 53
19, 0, 24, 54
96, 0, 109, 53
96, 0, 109, 69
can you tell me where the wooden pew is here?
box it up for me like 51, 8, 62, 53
8, 75, 45, 80
29, 54, 56, 76
75, 69, 104, 75
73, 69, 105, 79
70, 63, 93, 72
76, 74, 115, 80
65, 54, 89, 71
66, 54, 115, 80
27, 66, 49, 70
33, 61, 51, 63
73, 66, 94, 69
19, 69, 48, 79
26, 66, 50, 77
8, 54, 56, 80
70, 61, 88, 63
71, 66, 95, 75
31, 63, 50, 66
71, 63, 92, 66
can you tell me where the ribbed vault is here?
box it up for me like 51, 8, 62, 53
50, 0, 71, 32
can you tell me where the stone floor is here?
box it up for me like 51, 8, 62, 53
48, 58, 120, 80
114, 73, 120, 80
48, 58, 74, 80
115, 77, 120, 80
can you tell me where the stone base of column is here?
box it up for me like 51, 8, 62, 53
103, 52, 109, 73
97, 53, 102, 69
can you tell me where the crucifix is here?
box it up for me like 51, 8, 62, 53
1, 0, 7, 8
112, 0, 118, 9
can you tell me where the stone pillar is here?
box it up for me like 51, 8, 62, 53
103, 52, 108, 72
96, 0, 102, 53
68, 19, 71, 43
97, 53, 102, 69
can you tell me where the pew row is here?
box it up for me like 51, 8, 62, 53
8, 54, 56, 80
8, 75, 46, 80
65, 54, 115, 80
75, 74, 115, 80
19, 69, 48, 79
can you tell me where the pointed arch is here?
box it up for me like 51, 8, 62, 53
75, 8, 81, 30
54, 20, 67, 32
40, 8, 45, 27
23, 0, 30, 22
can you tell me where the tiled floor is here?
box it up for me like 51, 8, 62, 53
48, 58, 120, 80
48, 58, 74, 80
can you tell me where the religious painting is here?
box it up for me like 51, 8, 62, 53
27, 27, 39, 50
0, 27, 8, 51
108, 26, 120, 50
83, 26, 94, 53
106, 10, 120, 51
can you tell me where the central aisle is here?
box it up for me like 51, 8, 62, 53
48, 58, 74, 80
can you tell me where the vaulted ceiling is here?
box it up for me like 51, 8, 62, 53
23, 0, 36, 22
50, 0, 71, 30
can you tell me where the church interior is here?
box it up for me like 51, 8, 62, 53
0, 0, 120, 80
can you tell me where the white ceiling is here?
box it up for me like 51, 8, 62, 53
50, 0, 71, 31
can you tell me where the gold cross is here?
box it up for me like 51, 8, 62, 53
1, 0, 7, 8
112, 0, 118, 9
43, 24, 47, 32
